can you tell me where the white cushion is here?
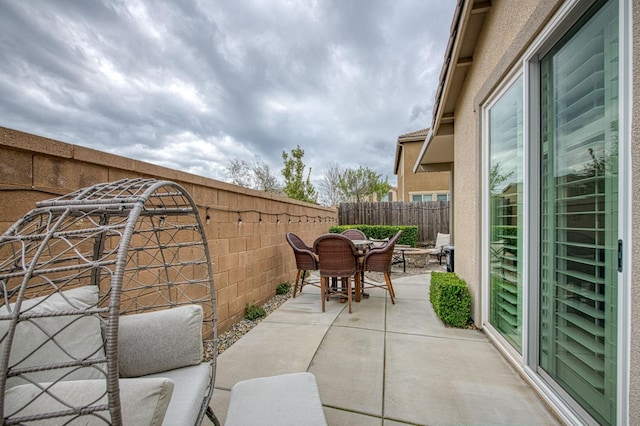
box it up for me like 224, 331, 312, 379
5, 377, 174, 425
146, 363, 212, 426
118, 305, 203, 377
226, 372, 327, 426
0, 286, 105, 388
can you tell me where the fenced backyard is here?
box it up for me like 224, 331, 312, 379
338, 201, 449, 244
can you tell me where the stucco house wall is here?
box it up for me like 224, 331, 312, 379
453, 0, 547, 320
395, 134, 450, 203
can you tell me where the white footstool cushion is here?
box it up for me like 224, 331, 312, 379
225, 372, 327, 426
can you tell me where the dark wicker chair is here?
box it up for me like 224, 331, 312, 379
313, 234, 360, 313
361, 230, 403, 304
286, 233, 320, 297
340, 229, 367, 240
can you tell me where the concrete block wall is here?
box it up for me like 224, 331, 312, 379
0, 127, 336, 333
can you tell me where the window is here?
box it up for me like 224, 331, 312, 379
412, 193, 432, 202
411, 193, 448, 202
488, 76, 524, 352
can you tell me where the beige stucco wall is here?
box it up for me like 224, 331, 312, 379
399, 141, 449, 202
0, 127, 337, 333
452, 0, 543, 320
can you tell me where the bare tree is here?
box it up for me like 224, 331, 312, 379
226, 157, 283, 194
318, 162, 344, 206
253, 161, 283, 194
226, 158, 252, 188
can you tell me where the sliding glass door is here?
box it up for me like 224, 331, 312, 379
488, 77, 523, 352
538, 1, 618, 424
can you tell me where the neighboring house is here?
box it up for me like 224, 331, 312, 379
414, 1, 638, 425
393, 128, 450, 202
380, 186, 397, 202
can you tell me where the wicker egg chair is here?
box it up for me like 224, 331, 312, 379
0, 178, 219, 425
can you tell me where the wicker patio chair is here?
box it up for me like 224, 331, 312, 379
286, 233, 320, 297
0, 178, 219, 426
340, 229, 367, 240
313, 234, 360, 314
361, 230, 403, 304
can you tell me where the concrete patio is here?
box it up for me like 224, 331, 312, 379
209, 273, 560, 425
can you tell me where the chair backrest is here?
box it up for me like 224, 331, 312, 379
435, 232, 451, 248
286, 233, 318, 271
363, 230, 403, 273
340, 229, 367, 240
313, 234, 358, 278
370, 238, 389, 248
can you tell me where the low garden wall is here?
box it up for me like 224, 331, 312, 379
0, 127, 337, 333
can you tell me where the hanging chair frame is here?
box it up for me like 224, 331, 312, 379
0, 178, 218, 425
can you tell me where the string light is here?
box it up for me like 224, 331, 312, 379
195, 204, 338, 224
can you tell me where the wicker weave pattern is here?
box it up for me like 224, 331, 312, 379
313, 234, 360, 313
340, 229, 366, 240
362, 231, 403, 273
361, 231, 403, 304
0, 178, 218, 425
286, 233, 320, 297
286, 233, 317, 272
313, 234, 358, 278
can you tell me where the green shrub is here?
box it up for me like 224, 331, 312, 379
245, 304, 266, 321
328, 225, 418, 247
276, 282, 291, 295
430, 272, 471, 328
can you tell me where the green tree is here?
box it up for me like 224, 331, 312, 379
281, 145, 317, 203
338, 166, 391, 202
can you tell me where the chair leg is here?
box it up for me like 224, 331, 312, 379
354, 272, 361, 303
321, 277, 327, 312
293, 269, 302, 298
347, 276, 352, 313
384, 272, 395, 304
206, 406, 222, 426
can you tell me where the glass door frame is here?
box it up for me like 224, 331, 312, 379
480, 0, 631, 423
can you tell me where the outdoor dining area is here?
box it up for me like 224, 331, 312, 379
286, 230, 402, 314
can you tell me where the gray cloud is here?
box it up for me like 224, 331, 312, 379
0, 0, 455, 187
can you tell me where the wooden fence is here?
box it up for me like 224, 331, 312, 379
338, 201, 449, 244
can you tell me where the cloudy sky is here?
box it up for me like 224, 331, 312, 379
0, 0, 455, 189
